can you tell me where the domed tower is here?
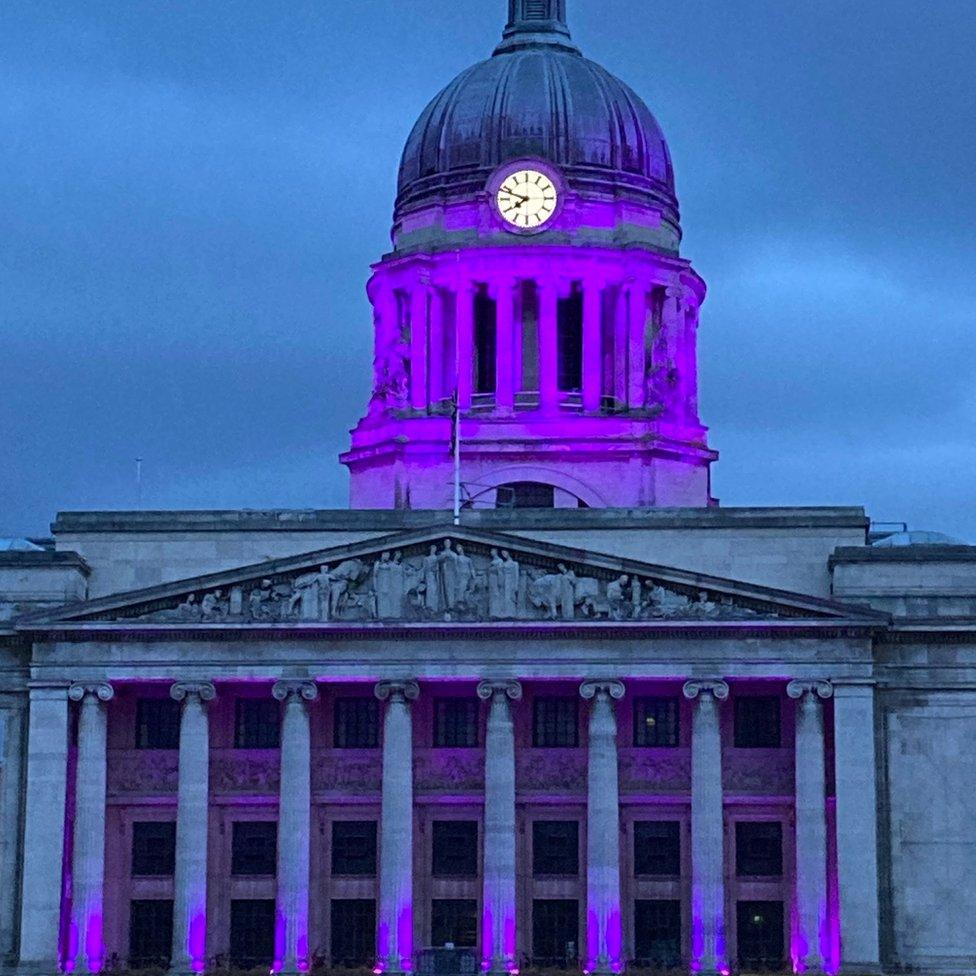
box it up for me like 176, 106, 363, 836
342, 0, 717, 509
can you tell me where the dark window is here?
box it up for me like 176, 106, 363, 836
736, 822, 783, 877
532, 899, 579, 966
132, 821, 176, 877
634, 900, 681, 968
332, 821, 377, 876
431, 899, 478, 948
135, 698, 180, 750
533, 697, 578, 747
234, 698, 280, 749
432, 821, 478, 877
434, 699, 479, 748
736, 901, 785, 971
231, 821, 277, 876
633, 697, 680, 747
557, 289, 582, 392
474, 290, 497, 394
334, 697, 379, 748
230, 899, 275, 970
128, 899, 173, 968
496, 481, 556, 509
331, 899, 376, 967
533, 821, 578, 876
634, 821, 681, 876
734, 696, 781, 748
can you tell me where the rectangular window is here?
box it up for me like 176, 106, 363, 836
532, 899, 579, 966
230, 899, 275, 970
735, 821, 783, 877
634, 821, 680, 877
532, 820, 579, 876
332, 821, 377, 876
131, 821, 176, 877
135, 698, 181, 750
334, 697, 379, 748
633, 697, 680, 747
634, 900, 681, 968
434, 698, 479, 748
128, 899, 173, 968
231, 821, 277, 876
234, 698, 280, 749
557, 289, 583, 392
474, 290, 497, 395
432, 820, 479, 877
431, 899, 478, 948
734, 696, 781, 748
736, 901, 785, 971
331, 899, 376, 968
533, 697, 578, 748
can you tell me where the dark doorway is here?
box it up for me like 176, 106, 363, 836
128, 899, 173, 969
331, 899, 376, 967
532, 899, 578, 967
474, 289, 497, 394
431, 899, 478, 947
736, 900, 785, 971
229, 899, 275, 970
557, 287, 582, 391
634, 899, 681, 968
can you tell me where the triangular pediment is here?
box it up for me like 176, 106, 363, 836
17, 525, 886, 629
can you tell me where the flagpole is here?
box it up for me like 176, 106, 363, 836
452, 391, 462, 526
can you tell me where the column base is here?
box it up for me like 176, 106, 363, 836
13, 963, 63, 976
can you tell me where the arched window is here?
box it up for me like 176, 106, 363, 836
496, 482, 555, 508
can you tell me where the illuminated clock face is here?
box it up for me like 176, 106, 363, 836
496, 168, 558, 230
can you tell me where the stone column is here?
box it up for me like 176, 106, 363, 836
273, 680, 318, 974
538, 279, 559, 412
18, 684, 70, 971
375, 680, 420, 974
833, 683, 881, 973
627, 282, 647, 410
170, 681, 216, 976
580, 680, 625, 974
0, 701, 26, 963
410, 285, 429, 411
787, 680, 832, 975
68, 682, 115, 974
494, 280, 516, 413
456, 284, 475, 410
683, 679, 729, 975
582, 279, 603, 413
477, 680, 522, 974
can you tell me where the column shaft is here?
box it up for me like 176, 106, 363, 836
69, 683, 114, 974
170, 682, 215, 975
18, 686, 70, 969
582, 281, 603, 413
410, 287, 429, 411
274, 682, 318, 974
0, 704, 26, 961
478, 681, 521, 973
627, 284, 646, 410
376, 681, 419, 974
494, 281, 515, 412
538, 281, 559, 411
456, 285, 475, 410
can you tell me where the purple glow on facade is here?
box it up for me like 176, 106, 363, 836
187, 912, 207, 971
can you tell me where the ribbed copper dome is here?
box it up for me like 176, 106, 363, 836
395, 1, 677, 223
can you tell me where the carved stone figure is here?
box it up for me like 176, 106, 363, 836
328, 559, 368, 618
374, 551, 406, 619
456, 544, 474, 607
488, 548, 505, 619
500, 550, 519, 617
200, 590, 224, 622
176, 593, 199, 620
422, 544, 442, 615
248, 580, 274, 620
438, 539, 462, 611
607, 575, 630, 620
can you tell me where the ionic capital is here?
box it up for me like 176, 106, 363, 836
375, 679, 420, 703
477, 679, 523, 702
787, 679, 834, 701
170, 681, 217, 703
580, 679, 625, 701
683, 679, 729, 702
272, 680, 319, 704
68, 681, 114, 703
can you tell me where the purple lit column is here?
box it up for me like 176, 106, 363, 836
67, 682, 114, 974
580, 680, 625, 974
170, 681, 216, 976
494, 279, 516, 413
626, 282, 646, 410
538, 279, 559, 412
477, 680, 522, 974
376, 680, 420, 974
273, 680, 318, 974
456, 284, 475, 410
683, 679, 729, 975
787, 680, 832, 975
582, 279, 603, 414
410, 285, 429, 411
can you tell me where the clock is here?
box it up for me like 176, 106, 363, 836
496, 167, 558, 230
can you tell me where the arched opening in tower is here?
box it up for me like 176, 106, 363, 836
473, 285, 497, 395
557, 283, 582, 393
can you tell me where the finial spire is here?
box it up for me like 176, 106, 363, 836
495, 0, 579, 56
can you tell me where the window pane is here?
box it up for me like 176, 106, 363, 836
432, 821, 478, 877
230, 900, 275, 970
434, 699, 479, 748
733, 696, 781, 748
634, 900, 681, 968
532, 899, 578, 966
533, 697, 578, 748
334, 698, 379, 748
735, 822, 783, 877
634, 821, 680, 877
135, 698, 181, 750
331, 899, 376, 967
736, 901, 785, 971
532, 821, 579, 876
332, 821, 377, 876
132, 821, 176, 876
431, 899, 478, 948
234, 698, 280, 749
633, 697, 679, 747
129, 899, 173, 968
231, 821, 277, 876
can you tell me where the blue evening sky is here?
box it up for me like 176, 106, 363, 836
2, 0, 975, 539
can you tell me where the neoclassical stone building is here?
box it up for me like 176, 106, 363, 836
2, 4, 975, 976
